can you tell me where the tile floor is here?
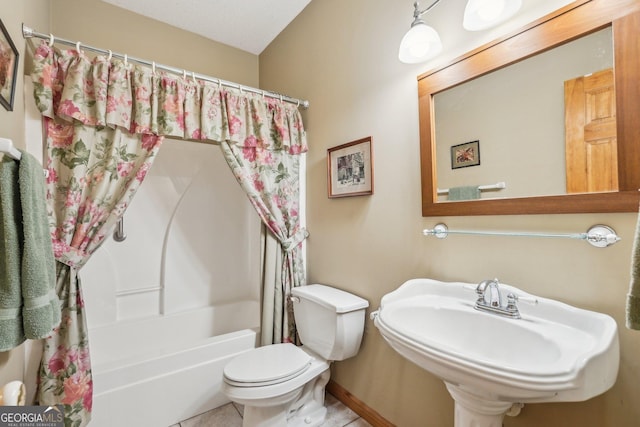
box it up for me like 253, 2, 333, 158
170, 393, 372, 427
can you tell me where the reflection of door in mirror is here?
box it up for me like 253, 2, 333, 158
565, 68, 618, 193
434, 28, 613, 201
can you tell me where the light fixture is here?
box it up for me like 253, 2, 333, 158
398, 1, 443, 64
399, 0, 523, 64
463, 0, 522, 31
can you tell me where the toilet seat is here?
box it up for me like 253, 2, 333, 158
224, 343, 312, 387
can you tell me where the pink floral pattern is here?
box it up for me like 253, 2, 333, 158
31, 41, 308, 425
220, 99, 308, 344
32, 44, 163, 426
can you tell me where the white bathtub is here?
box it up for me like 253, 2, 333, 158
89, 301, 259, 427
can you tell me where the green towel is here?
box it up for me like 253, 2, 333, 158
448, 186, 481, 201
17, 150, 60, 340
0, 157, 25, 350
627, 207, 640, 330
0, 151, 60, 351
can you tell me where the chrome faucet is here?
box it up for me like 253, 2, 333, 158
475, 278, 520, 319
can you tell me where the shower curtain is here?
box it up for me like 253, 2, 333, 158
30, 42, 307, 426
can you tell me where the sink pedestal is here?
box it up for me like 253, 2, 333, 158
446, 383, 516, 427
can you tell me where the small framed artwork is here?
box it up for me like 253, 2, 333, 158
327, 137, 374, 198
451, 140, 480, 169
0, 19, 18, 111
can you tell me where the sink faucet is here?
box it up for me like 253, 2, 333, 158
475, 278, 521, 319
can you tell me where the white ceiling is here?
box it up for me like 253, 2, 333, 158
101, 0, 313, 55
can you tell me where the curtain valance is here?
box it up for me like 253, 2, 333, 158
31, 43, 307, 154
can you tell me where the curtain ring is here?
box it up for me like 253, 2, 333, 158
217, 79, 222, 89
296, 100, 300, 107
75, 41, 82, 53
107, 50, 112, 61
48, 34, 54, 47
183, 70, 187, 80
192, 71, 197, 83
124, 54, 128, 66
279, 94, 283, 102
152, 61, 156, 74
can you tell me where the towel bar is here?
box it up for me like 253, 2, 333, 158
437, 182, 506, 195
423, 223, 620, 248
0, 137, 22, 160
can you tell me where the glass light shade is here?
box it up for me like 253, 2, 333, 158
463, 0, 522, 31
399, 23, 443, 64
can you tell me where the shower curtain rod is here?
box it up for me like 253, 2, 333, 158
22, 24, 310, 109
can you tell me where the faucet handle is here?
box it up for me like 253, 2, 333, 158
505, 293, 521, 318
512, 294, 539, 305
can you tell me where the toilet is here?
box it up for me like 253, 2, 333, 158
222, 284, 369, 427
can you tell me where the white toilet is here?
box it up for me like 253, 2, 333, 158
222, 284, 369, 427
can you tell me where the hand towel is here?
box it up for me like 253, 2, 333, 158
0, 151, 60, 351
626, 206, 640, 330
0, 157, 25, 350
448, 186, 481, 201
17, 149, 60, 340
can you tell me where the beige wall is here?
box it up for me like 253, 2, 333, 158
260, 0, 640, 426
0, 0, 259, 398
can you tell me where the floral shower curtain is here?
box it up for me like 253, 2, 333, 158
220, 97, 307, 344
32, 44, 164, 426
30, 42, 307, 425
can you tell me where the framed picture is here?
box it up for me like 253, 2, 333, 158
0, 19, 18, 111
327, 137, 374, 198
451, 140, 480, 169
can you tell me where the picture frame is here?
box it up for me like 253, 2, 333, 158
327, 137, 374, 198
0, 19, 18, 112
451, 140, 480, 169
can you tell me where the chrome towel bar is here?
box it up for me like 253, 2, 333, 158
423, 223, 620, 248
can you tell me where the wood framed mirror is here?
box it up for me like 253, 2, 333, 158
419, 0, 640, 216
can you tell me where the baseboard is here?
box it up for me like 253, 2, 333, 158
326, 380, 395, 427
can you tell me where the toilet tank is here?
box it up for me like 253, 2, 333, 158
291, 284, 369, 361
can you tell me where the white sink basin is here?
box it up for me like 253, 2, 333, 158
373, 279, 619, 426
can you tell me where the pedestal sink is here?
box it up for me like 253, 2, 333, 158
372, 278, 619, 427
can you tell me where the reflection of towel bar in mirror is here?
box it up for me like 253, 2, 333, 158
423, 223, 621, 248
437, 181, 506, 195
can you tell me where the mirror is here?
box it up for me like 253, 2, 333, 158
435, 28, 613, 200
419, 0, 640, 216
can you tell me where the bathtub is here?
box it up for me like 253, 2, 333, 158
89, 301, 260, 427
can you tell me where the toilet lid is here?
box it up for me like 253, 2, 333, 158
224, 343, 312, 387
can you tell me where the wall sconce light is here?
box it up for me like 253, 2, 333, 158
463, 0, 522, 31
399, 0, 523, 64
